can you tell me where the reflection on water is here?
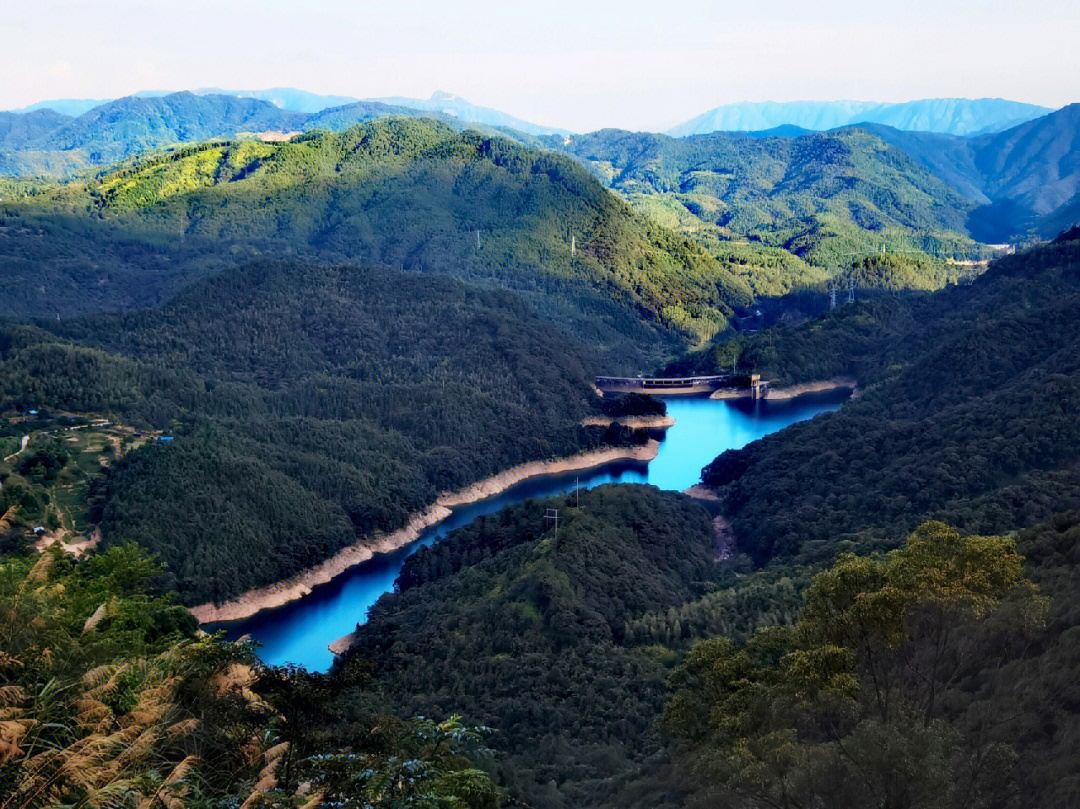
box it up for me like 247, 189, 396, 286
212, 390, 849, 671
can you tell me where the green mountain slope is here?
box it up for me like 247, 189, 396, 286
857, 105, 1080, 240
4, 118, 754, 350
547, 127, 985, 282
0, 91, 428, 176
344, 485, 724, 808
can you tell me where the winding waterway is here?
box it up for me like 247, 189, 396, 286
213, 390, 849, 671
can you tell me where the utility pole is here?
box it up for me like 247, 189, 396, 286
570, 232, 576, 258
544, 508, 560, 537
574, 477, 580, 508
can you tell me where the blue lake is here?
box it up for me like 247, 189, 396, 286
212, 390, 849, 671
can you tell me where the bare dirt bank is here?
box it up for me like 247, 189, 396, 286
189, 503, 452, 624
710, 376, 857, 401
582, 414, 675, 429
328, 632, 356, 656
682, 484, 719, 501
191, 439, 661, 625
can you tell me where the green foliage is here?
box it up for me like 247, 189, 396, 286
664, 522, 1043, 809
599, 393, 667, 418
0, 261, 642, 604
3, 118, 751, 348
0, 543, 500, 808
14, 437, 69, 483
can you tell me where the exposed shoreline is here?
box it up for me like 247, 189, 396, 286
682, 484, 719, 501
710, 376, 858, 401
581, 414, 676, 429
190, 439, 661, 625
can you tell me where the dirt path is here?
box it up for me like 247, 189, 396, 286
712, 515, 734, 561
683, 485, 733, 560
581, 414, 676, 429
3, 434, 30, 463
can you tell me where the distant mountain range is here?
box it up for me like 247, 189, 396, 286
8, 88, 566, 136
851, 105, 1080, 239
553, 103, 1080, 247
2, 90, 1077, 243
669, 98, 1054, 137
0, 92, 456, 174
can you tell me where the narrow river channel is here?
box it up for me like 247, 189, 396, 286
212, 390, 850, 671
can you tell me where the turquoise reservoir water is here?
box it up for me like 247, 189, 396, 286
212, 391, 849, 671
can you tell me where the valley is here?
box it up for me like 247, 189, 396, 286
210, 390, 849, 671
3, 72, 1080, 809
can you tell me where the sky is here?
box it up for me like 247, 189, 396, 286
3, 0, 1079, 131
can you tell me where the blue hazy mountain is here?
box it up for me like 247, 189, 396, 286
0, 92, 507, 175
13, 98, 112, 117
14, 88, 361, 116
12, 88, 569, 135
670, 98, 1054, 137
367, 91, 571, 136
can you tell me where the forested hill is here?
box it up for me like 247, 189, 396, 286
0, 261, 640, 605
697, 235, 1080, 562
345, 485, 726, 808
854, 104, 1080, 241
545, 126, 985, 272
3, 118, 753, 351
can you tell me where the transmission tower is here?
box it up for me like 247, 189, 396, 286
848, 276, 855, 304
543, 508, 560, 537
829, 284, 837, 310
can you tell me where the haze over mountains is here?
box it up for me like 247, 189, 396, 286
669, 98, 1054, 137
8, 88, 1055, 140
3, 91, 1079, 252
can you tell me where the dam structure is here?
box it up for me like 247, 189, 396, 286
596, 373, 767, 398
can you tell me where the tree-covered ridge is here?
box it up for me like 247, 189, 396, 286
343, 485, 724, 809
546, 126, 988, 275
0, 260, 647, 604
693, 238, 1080, 562
0, 91, 431, 176
3, 117, 757, 349
0, 543, 500, 808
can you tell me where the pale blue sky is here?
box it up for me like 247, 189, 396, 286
3, 0, 1077, 130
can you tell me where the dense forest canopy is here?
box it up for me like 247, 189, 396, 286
0, 543, 501, 808
688, 238, 1080, 563
0, 260, 653, 605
